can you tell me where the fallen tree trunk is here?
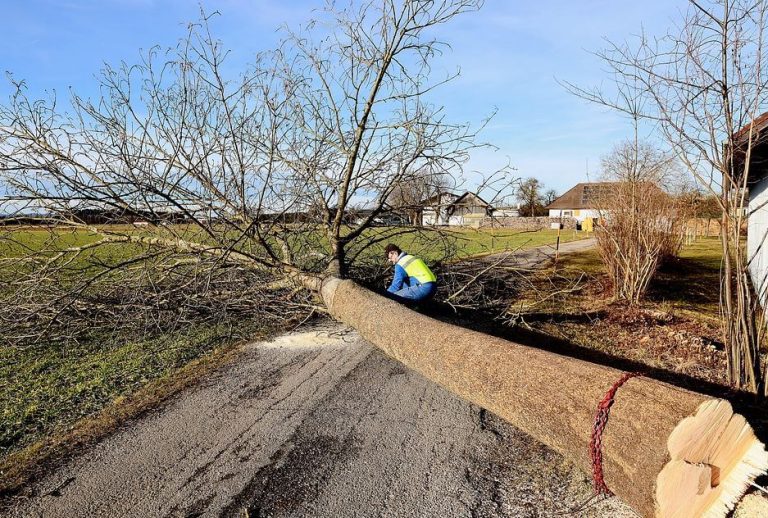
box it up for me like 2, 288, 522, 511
314, 277, 768, 517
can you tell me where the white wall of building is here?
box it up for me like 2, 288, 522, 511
547, 209, 601, 221
749, 177, 768, 300
423, 208, 449, 225
494, 208, 520, 217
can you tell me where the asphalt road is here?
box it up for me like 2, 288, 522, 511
7, 237, 637, 518
475, 237, 596, 268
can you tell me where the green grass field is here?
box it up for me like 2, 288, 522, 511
344, 226, 586, 265
432, 227, 584, 259
514, 236, 724, 320
649, 237, 723, 317
1, 225, 584, 264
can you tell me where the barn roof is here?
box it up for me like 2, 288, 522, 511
732, 112, 768, 183
452, 191, 491, 207
419, 191, 459, 206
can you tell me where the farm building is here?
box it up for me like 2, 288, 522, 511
544, 182, 617, 222
420, 192, 459, 225
420, 191, 493, 227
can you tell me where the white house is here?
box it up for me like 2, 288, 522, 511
421, 192, 459, 225
420, 191, 493, 227
544, 182, 617, 222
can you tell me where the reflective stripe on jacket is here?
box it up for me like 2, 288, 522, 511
397, 254, 436, 284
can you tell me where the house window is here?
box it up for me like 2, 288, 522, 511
562, 210, 572, 217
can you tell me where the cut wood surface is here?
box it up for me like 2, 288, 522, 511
317, 277, 768, 517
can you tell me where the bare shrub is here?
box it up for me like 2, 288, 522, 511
595, 141, 687, 304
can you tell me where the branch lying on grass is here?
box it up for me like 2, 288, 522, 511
0, 236, 317, 349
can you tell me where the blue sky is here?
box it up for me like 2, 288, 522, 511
0, 0, 687, 194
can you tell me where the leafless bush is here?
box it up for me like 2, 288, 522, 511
594, 141, 688, 304
438, 253, 521, 311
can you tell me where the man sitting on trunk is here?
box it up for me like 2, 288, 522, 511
385, 243, 437, 303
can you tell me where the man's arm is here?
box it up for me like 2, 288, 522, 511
387, 264, 407, 293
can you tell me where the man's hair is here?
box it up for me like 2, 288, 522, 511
384, 243, 401, 255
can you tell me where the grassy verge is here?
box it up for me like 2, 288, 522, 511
1, 321, 267, 457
